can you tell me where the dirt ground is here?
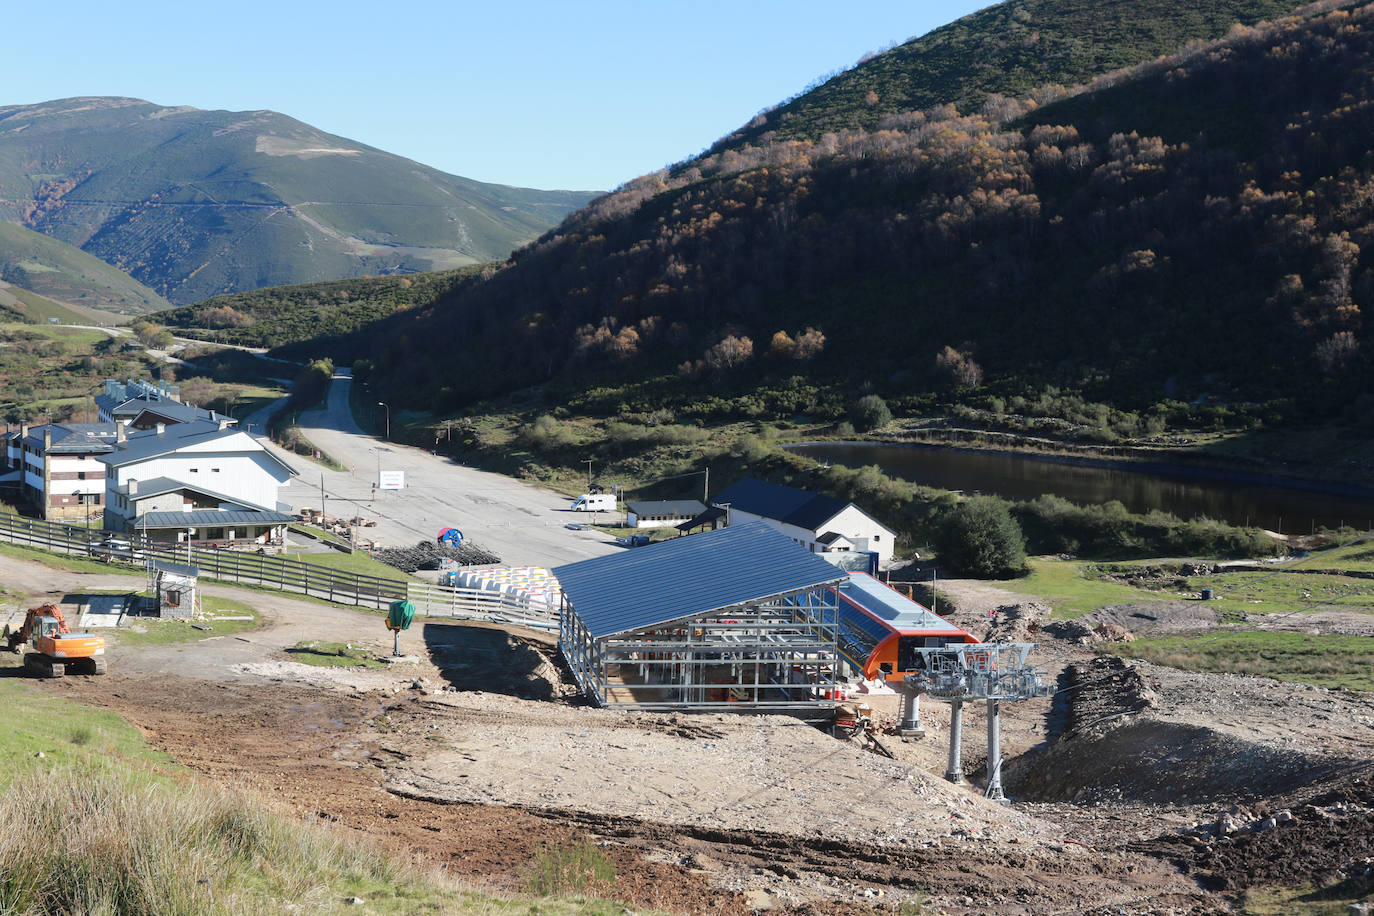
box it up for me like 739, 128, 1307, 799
5, 554, 1373, 914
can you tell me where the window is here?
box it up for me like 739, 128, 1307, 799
872, 535, 880, 542
211, 467, 220, 473
190, 468, 199, 473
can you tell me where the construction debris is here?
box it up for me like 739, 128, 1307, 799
372, 540, 500, 573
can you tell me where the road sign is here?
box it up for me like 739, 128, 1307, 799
379, 470, 405, 491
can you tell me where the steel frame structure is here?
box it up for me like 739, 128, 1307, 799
560, 584, 840, 711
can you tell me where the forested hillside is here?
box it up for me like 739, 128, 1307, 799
152, 266, 488, 356
0, 98, 597, 304
710, 0, 1310, 153
356, 1, 1371, 433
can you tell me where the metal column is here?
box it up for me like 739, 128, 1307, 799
985, 698, 1007, 803
945, 698, 965, 785
899, 680, 925, 738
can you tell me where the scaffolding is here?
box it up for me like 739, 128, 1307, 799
560, 583, 840, 711
906, 643, 1053, 803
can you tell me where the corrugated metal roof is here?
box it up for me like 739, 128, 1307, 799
713, 478, 853, 531
127, 476, 262, 510
839, 572, 964, 634
139, 509, 295, 529
553, 522, 848, 640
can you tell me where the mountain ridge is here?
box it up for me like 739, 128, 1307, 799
0, 97, 598, 304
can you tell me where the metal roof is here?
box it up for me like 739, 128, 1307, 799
713, 478, 853, 532
98, 419, 297, 476
838, 572, 965, 635
126, 476, 266, 511
19, 423, 120, 454
627, 499, 705, 516
138, 509, 295, 529
553, 522, 848, 640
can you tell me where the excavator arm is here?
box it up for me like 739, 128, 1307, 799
5, 605, 68, 651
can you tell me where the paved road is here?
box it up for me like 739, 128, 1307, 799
271, 369, 620, 570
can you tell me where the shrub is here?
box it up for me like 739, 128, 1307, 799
849, 394, 892, 432
936, 496, 1027, 577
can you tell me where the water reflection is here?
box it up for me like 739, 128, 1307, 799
789, 442, 1374, 535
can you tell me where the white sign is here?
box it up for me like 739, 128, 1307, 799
379, 470, 405, 491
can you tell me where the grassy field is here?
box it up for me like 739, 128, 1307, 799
1013, 559, 1167, 618
108, 595, 260, 648
1241, 883, 1370, 916
1102, 631, 1374, 692
282, 547, 408, 580
1182, 570, 1374, 618
0, 644, 664, 914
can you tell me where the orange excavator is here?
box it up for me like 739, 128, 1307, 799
3, 604, 106, 677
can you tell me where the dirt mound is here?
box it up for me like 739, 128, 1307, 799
1136, 774, 1374, 892
1009, 657, 1349, 804
985, 601, 1052, 643
1045, 602, 1220, 643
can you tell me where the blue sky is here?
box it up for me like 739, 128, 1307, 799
7, 1, 990, 191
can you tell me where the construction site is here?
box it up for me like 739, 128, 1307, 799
1, 526, 1372, 916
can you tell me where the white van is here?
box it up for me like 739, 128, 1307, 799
571, 493, 616, 511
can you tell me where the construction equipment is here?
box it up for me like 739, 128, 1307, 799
3, 604, 107, 677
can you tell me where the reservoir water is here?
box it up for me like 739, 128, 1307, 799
788, 442, 1374, 535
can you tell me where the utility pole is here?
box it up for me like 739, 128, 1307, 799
583, 458, 593, 490
320, 474, 327, 524
377, 401, 389, 440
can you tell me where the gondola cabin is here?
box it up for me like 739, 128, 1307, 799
835, 573, 978, 683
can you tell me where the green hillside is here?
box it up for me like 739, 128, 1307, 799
0, 220, 169, 316
348, 1, 1374, 438
710, 0, 1311, 153
0, 98, 598, 305
152, 265, 488, 355
0, 283, 88, 324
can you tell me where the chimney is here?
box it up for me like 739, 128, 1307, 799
219, 418, 231, 431
43, 427, 51, 451
156, 423, 165, 436
20, 424, 28, 442
116, 423, 126, 445
128, 479, 138, 495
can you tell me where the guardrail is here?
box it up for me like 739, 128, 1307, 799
0, 512, 561, 627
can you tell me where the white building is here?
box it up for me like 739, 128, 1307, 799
627, 499, 705, 529
712, 478, 897, 570
99, 418, 298, 546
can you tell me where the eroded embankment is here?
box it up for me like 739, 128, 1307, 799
1007, 657, 1352, 804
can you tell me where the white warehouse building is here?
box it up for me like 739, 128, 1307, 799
712, 478, 897, 570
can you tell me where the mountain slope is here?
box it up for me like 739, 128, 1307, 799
709, 0, 1310, 153
0, 219, 170, 316
356, 1, 1374, 424
0, 98, 597, 304
152, 266, 487, 354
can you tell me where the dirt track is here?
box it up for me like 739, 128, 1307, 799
6, 554, 1374, 914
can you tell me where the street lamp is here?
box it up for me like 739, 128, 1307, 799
378, 401, 389, 440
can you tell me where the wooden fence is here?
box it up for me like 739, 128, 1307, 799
0, 513, 559, 627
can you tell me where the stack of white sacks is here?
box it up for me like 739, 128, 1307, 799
447, 566, 563, 611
